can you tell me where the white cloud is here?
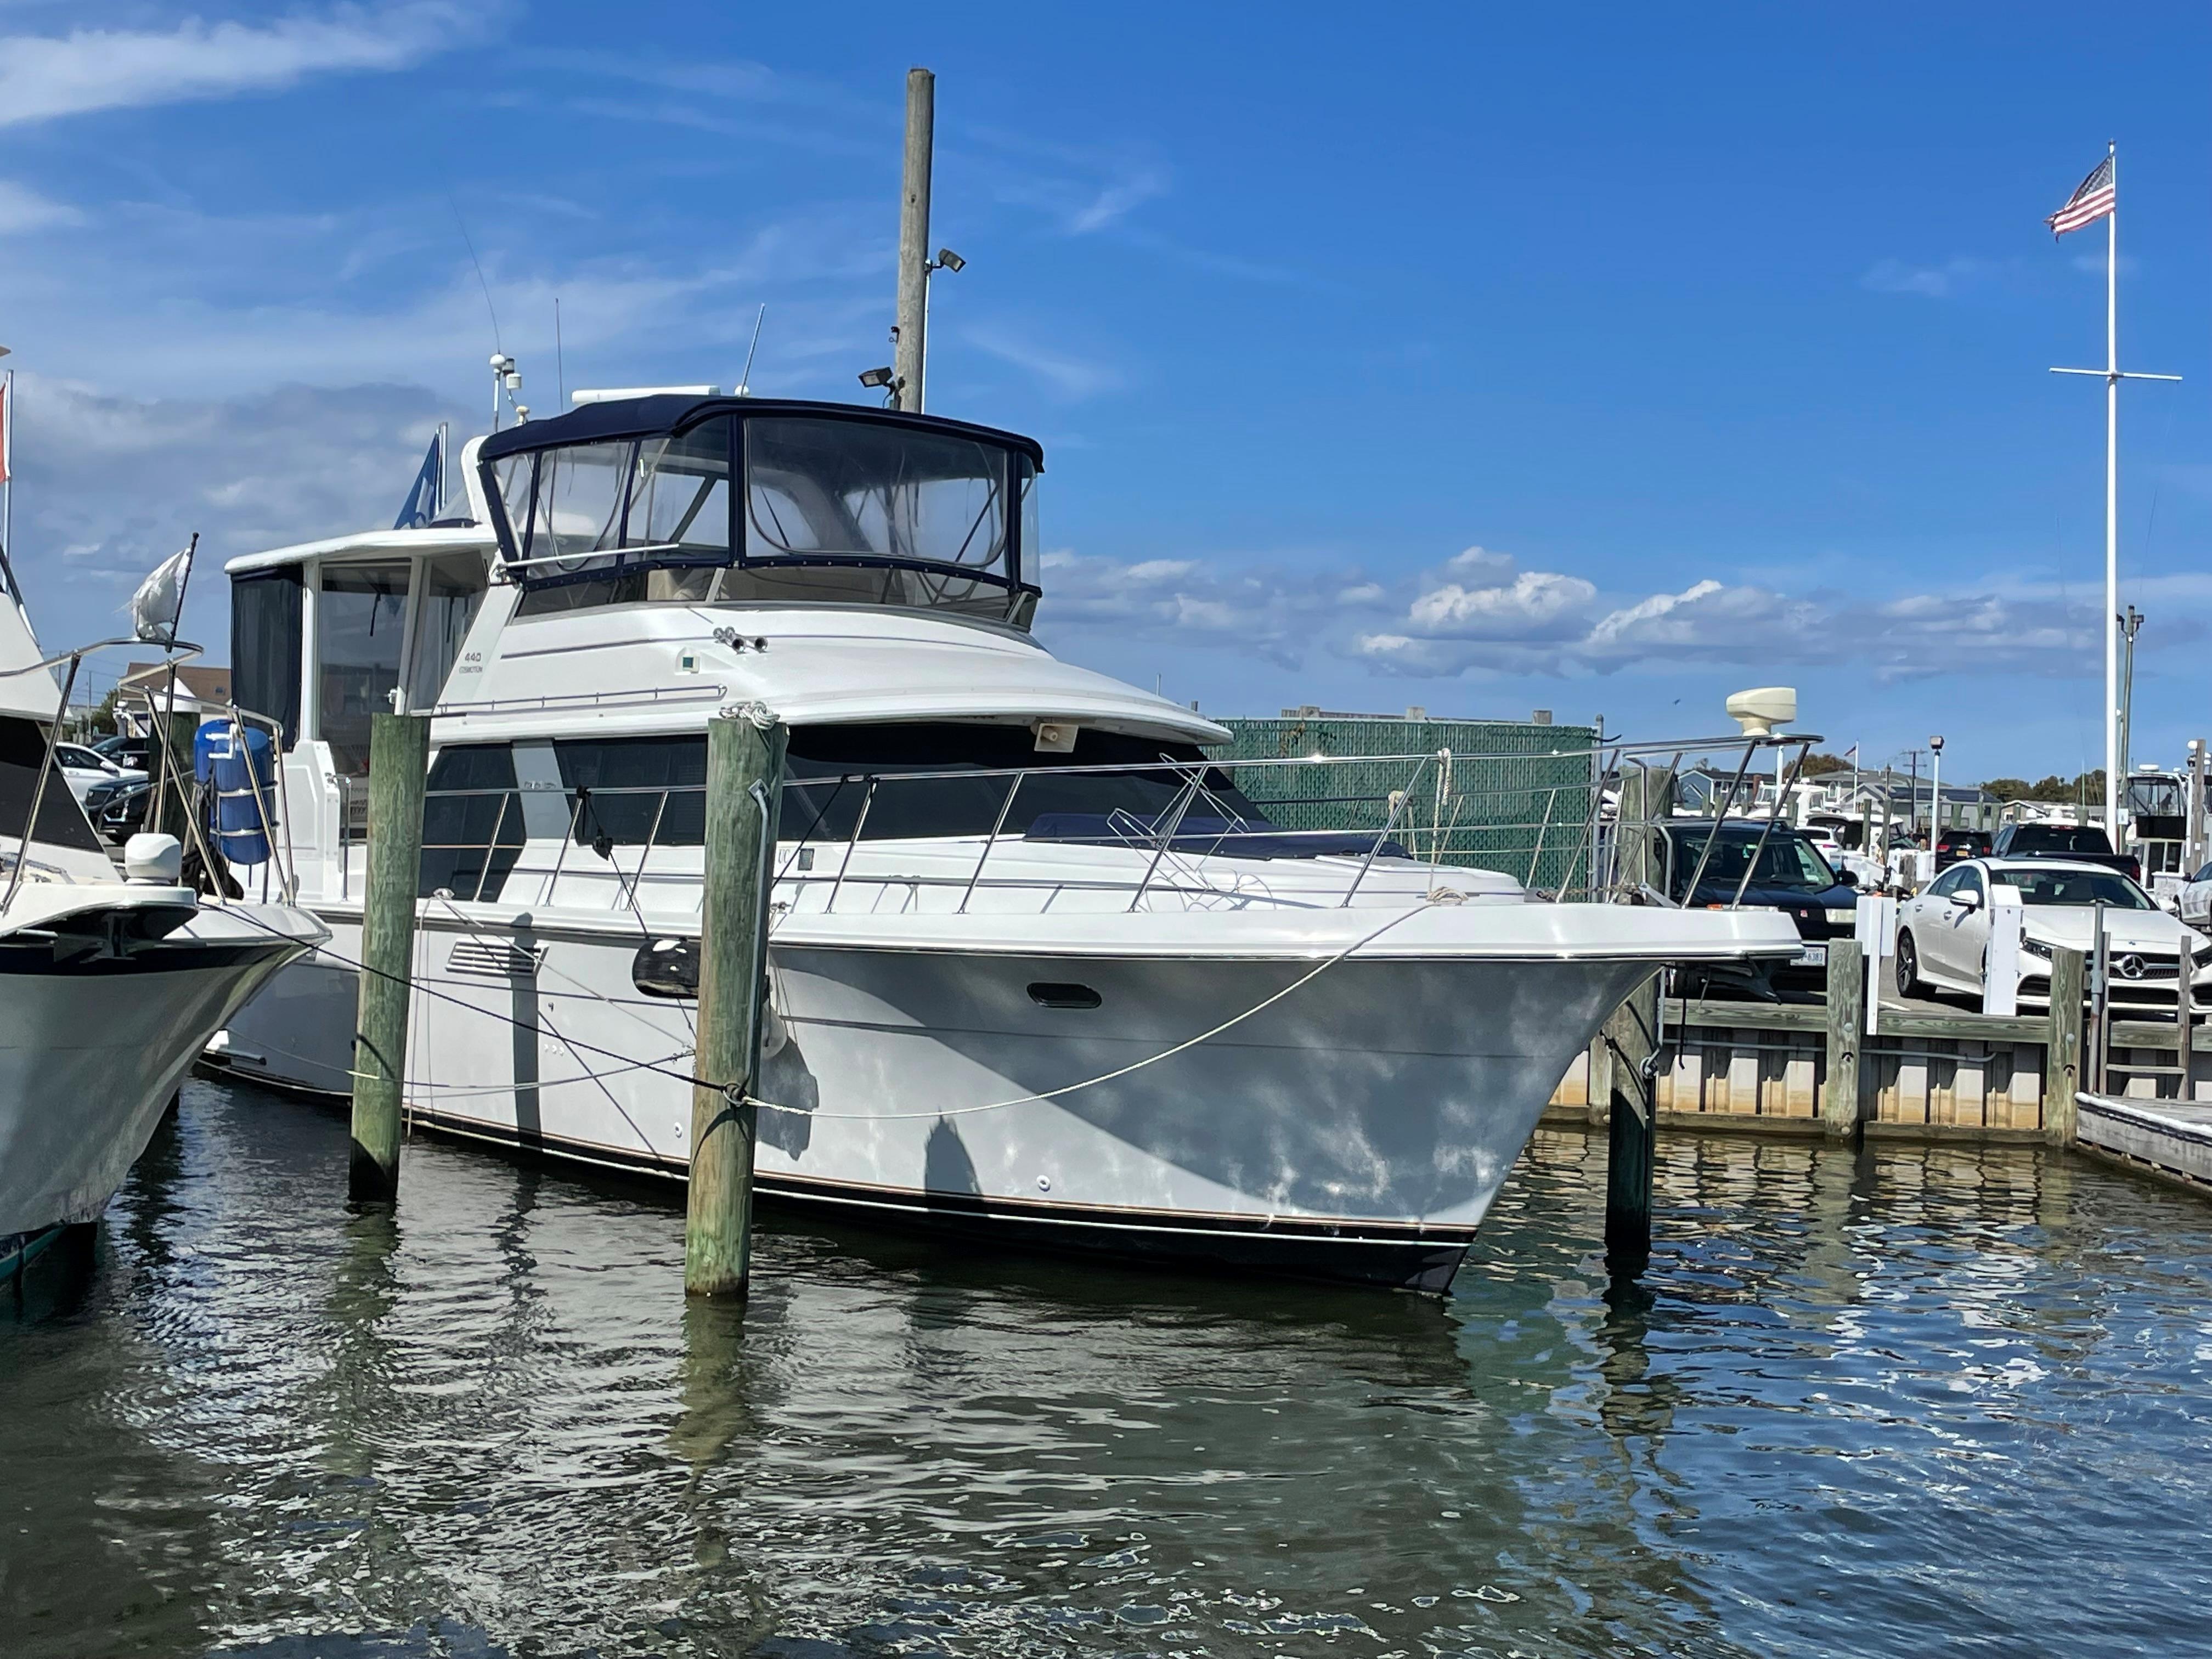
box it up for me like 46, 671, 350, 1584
0, 180, 82, 234
1860, 256, 1993, 298
0, 4, 482, 128
1036, 536, 2188, 688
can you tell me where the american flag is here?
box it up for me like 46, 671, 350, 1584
2047, 154, 2115, 236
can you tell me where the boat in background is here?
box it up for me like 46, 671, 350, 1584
0, 568, 325, 1278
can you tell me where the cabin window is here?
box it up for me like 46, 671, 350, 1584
419, 742, 526, 900
745, 418, 1008, 571
405, 551, 488, 711
631, 420, 735, 554
317, 562, 409, 775
543, 724, 1253, 849
230, 568, 303, 748
554, 735, 707, 849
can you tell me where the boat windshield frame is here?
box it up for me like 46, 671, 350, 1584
477, 397, 1043, 616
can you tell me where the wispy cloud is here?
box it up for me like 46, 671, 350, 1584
0, 180, 82, 234
1860, 256, 1994, 298
0, 3, 484, 128
961, 325, 1124, 400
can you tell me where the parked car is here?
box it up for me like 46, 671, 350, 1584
1933, 828, 1992, 871
91, 777, 154, 842
51, 741, 146, 806
1988, 821, 2139, 882
2181, 861, 2212, 931
91, 733, 154, 768
1895, 856, 2211, 1012
1649, 819, 1861, 1001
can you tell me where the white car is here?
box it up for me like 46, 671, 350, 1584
52, 742, 146, 806
1895, 856, 2212, 1012
2180, 861, 2212, 931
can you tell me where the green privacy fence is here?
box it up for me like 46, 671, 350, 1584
1211, 716, 1601, 891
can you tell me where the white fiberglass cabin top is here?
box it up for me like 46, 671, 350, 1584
217, 393, 1795, 1293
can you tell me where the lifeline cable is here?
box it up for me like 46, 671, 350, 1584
215, 896, 1438, 1121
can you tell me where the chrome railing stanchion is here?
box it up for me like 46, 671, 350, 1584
961, 771, 1024, 915
827, 778, 876, 915
1341, 752, 1429, 908
471, 792, 511, 904
1128, 770, 1204, 913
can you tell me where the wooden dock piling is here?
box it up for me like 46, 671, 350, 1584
348, 713, 428, 1201
1603, 976, 1660, 1274
685, 710, 788, 1299
1824, 940, 1865, 1141
2045, 946, 2086, 1149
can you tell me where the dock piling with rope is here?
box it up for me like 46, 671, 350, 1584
348, 713, 428, 1201
685, 707, 788, 1299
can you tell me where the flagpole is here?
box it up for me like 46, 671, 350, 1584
2104, 142, 2120, 842
2, 366, 13, 594
2051, 142, 2177, 842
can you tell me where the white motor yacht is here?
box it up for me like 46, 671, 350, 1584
0, 582, 326, 1278
213, 394, 1793, 1290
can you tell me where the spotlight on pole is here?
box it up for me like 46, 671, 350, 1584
857, 366, 894, 390
932, 248, 966, 273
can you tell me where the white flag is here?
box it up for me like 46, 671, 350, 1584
130, 544, 193, 644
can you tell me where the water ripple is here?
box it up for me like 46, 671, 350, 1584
2, 1085, 2209, 1657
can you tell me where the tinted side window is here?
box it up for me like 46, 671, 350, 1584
556, 736, 707, 848
542, 724, 1252, 847
421, 743, 525, 900
230, 568, 303, 748
1926, 867, 1965, 898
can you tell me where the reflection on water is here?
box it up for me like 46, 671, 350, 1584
4, 1081, 2211, 1658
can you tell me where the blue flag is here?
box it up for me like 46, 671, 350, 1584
393, 430, 447, 529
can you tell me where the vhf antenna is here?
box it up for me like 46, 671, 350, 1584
736, 304, 766, 396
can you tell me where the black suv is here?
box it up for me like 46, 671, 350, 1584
1647, 820, 1861, 1001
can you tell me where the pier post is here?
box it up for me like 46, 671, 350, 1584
2045, 946, 2086, 1148
685, 709, 788, 1299
1824, 939, 1865, 1141
349, 713, 428, 1201
1603, 974, 1660, 1276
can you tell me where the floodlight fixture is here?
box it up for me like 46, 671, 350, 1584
934, 248, 966, 273
857, 366, 894, 389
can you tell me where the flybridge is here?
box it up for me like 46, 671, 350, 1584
477, 395, 1045, 627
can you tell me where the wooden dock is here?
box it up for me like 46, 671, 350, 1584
2075, 1093, 2212, 1190
1547, 943, 2212, 1197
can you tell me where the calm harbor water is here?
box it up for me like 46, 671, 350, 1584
5, 1080, 2210, 1659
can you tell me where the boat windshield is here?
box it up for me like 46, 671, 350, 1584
491, 403, 1040, 624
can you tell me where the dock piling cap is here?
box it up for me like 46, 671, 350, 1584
1726, 686, 1798, 738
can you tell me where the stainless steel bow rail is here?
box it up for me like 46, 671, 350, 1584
328, 728, 1819, 919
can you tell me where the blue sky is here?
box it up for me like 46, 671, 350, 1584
3, 3, 2211, 781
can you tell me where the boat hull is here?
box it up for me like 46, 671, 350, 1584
221, 903, 1730, 1290
0, 907, 320, 1239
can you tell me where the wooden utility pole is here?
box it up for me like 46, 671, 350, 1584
349, 713, 428, 1201
685, 710, 788, 1298
1824, 940, 1866, 1140
2045, 946, 2086, 1147
893, 67, 935, 413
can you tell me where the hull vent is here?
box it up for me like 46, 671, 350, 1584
447, 939, 545, 980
